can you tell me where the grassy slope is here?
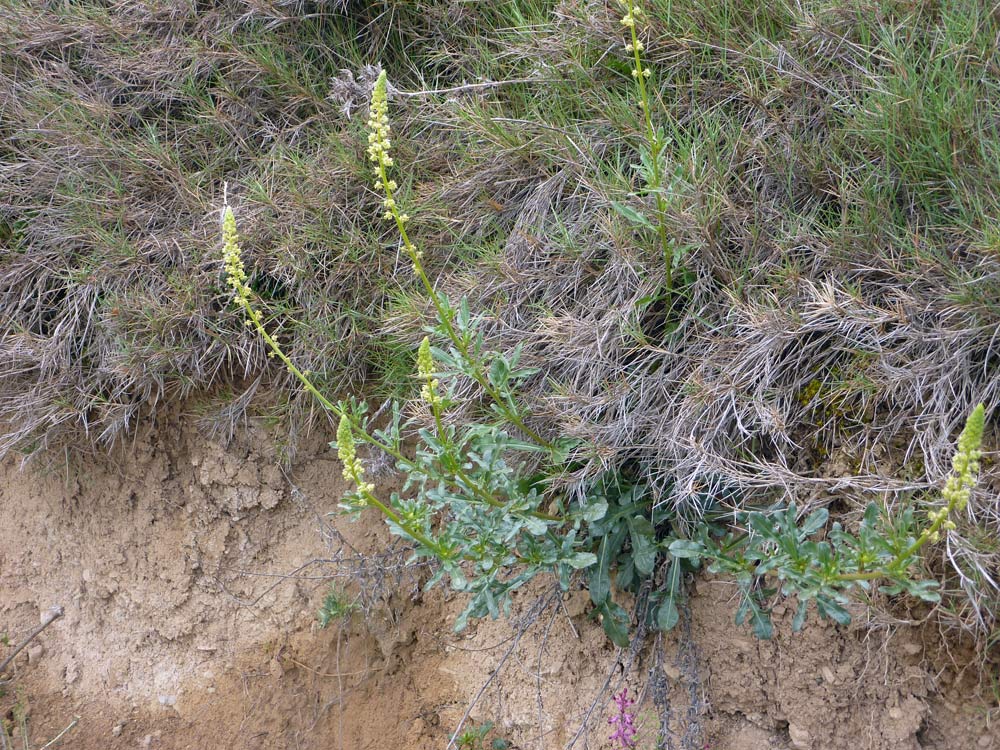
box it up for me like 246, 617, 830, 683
0, 0, 998, 640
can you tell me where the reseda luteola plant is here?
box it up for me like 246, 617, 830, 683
616, 0, 690, 298
221, 68, 988, 644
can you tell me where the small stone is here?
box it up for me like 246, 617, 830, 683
888, 706, 903, 720
112, 723, 124, 737
157, 695, 176, 708
788, 723, 811, 750
820, 666, 836, 684
562, 589, 589, 619
140, 735, 153, 748
978, 735, 993, 748
902, 643, 922, 656
27, 644, 44, 664
82, 568, 94, 583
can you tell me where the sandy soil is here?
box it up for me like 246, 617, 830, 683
0, 411, 997, 749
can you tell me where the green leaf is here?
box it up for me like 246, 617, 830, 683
816, 597, 851, 626
457, 297, 471, 330
792, 599, 808, 632
599, 601, 631, 648
878, 583, 905, 596
749, 512, 778, 539
611, 200, 655, 230
628, 516, 658, 576
668, 539, 703, 560
488, 356, 510, 388
904, 579, 941, 603
749, 600, 774, 640
579, 500, 608, 523
800, 507, 829, 536
657, 596, 679, 631
567, 551, 597, 569
589, 534, 614, 605
523, 516, 549, 536
616, 557, 636, 590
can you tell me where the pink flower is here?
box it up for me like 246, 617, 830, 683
608, 689, 638, 750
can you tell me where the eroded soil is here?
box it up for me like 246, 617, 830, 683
1, 412, 996, 749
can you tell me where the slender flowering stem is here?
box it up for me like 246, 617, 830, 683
622, 0, 674, 292
833, 403, 985, 582
223, 207, 411, 463
222, 206, 563, 524
367, 71, 552, 450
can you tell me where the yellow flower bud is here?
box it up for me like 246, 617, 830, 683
942, 403, 985, 513
337, 415, 369, 492
417, 336, 440, 404
222, 207, 249, 302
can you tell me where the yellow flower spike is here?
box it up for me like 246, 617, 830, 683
417, 336, 440, 404
222, 207, 249, 302
911, 403, 987, 554
336, 415, 354, 469
336, 415, 372, 494
417, 336, 434, 379
942, 403, 985, 514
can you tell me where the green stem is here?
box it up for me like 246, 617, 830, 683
627, 0, 673, 292
356, 483, 439, 552
424, 374, 562, 522
239, 293, 564, 524
378, 165, 552, 450
832, 496, 958, 583
238, 299, 406, 459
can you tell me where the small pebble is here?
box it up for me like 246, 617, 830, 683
27, 644, 44, 664
788, 722, 811, 750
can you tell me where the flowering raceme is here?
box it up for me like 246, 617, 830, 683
926, 402, 985, 541
337, 415, 373, 495
367, 70, 416, 246
607, 689, 638, 750
417, 336, 439, 405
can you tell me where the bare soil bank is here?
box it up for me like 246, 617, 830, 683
1, 413, 996, 749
